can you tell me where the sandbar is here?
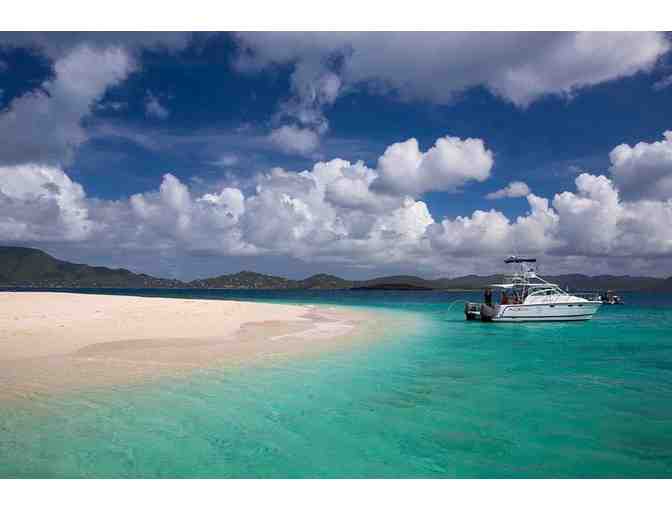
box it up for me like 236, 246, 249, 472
0, 292, 377, 400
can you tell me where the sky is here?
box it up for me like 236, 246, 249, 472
1, 31, 672, 279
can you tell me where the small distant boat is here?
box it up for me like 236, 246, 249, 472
465, 256, 602, 322
600, 290, 624, 305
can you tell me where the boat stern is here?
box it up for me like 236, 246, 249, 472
464, 302, 499, 321
479, 303, 498, 321
464, 302, 481, 320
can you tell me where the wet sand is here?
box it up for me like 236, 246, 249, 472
0, 292, 376, 400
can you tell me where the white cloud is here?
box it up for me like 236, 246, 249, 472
428, 208, 512, 256
551, 172, 672, 258
277, 69, 341, 134
126, 173, 252, 254
486, 181, 531, 199
268, 125, 320, 156
511, 194, 560, 253
311, 158, 399, 212
199, 187, 245, 217
0, 164, 93, 241
2, 133, 672, 276
145, 91, 170, 119
234, 32, 669, 109
0, 33, 194, 167
608, 131, 672, 200
375, 136, 493, 195
0, 45, 134, 166
486, 32, 668, 107
553, 174, 622, 255
264, 70, 343, 155
235, 33, 668, 161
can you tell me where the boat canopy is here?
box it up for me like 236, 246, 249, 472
504, 256, 537, 264
487, 283, 559, 289
475, 255, 573, 297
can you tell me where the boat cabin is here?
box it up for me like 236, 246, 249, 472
484, 283, 565, 306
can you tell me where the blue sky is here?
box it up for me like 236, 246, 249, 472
1, 32, 672, 278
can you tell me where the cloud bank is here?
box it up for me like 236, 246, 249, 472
1, 33, 671, 277
2, 132, 672, 276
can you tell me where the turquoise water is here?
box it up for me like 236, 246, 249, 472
1, 289, 672, 477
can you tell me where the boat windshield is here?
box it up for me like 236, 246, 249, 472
493, 283, 565, 304
529, 287, 563, 296
500, 288, 524, 304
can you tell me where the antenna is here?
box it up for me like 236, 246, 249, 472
512, 232, 521, 263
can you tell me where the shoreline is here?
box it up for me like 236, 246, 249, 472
0, 292, 379, 401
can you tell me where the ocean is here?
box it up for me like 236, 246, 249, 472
1, 289, 671, 477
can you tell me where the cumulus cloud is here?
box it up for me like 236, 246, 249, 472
0, 164, 93, 241
375, 136, 493, 196
608, 131, 672, 200
268, 125, 320, 156
2, 132, 672, 276
553, 174, 622, 255
145, 91, 170, 119
553, 172, 672, 258
486, 181, 531, 199
234, 32, 669, 109
311, 158, 398, 212
426, 193, 559, 259
109, 172, 253, 255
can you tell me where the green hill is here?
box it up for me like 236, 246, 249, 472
298, 274, 353, 289
1, 246, 670, 291
190, 271, 295, 289
0, 246, 180, 288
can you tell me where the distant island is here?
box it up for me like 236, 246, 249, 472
1, 246, 671, 292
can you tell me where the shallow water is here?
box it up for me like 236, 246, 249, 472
1, 289, 672, 477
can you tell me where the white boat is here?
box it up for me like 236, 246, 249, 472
464, 256, 602, 322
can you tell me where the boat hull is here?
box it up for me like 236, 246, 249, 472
487, 302, 601, 322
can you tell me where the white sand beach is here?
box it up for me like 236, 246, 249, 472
0, 292, 374, 399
